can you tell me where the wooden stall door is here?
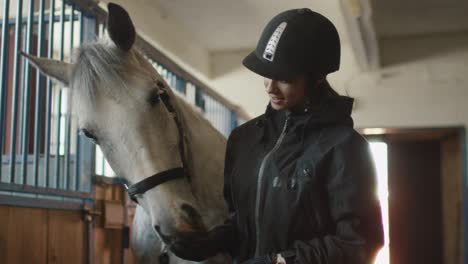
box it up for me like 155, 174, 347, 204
0, 205, 87, 264
93, 180, 132, 264
388, 140, 443, 264
441, 134, 464, 264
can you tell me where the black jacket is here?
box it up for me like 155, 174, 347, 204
221, 93, 384, 263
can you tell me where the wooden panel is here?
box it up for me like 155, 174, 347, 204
441, 134, 464, 264
0, 205, 48, 263
94, 182, 128, 264
47, 210, 86, 264
0, 206, 10, 260
104, 200, 125, 229
126, 206, 136, 264
0, 182, 132, 264
388, 141, 443, 264
95, 183, 125, 201
94, 228, 123, 264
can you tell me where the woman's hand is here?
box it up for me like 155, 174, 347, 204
275, 254, 287, 264
240, 255, 273, 264
240, 253, 288, 264
169, 233, 218, 261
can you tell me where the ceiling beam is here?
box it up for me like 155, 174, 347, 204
339, 0, 380, 70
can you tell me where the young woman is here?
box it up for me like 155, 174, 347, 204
171, 8, 384, 264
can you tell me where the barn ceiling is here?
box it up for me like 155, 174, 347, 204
112, 0, 468, 70
372, 0, 468, 38
155, 0, 348, 52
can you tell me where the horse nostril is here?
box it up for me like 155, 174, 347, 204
154, 225, 161, 233
180, 203, 204, 230
180, 203, 199, 219
154, 225, 172, 244
154, 225, 163, 237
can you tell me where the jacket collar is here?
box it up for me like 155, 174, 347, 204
255, 92, 355, 144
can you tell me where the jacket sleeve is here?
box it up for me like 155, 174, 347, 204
291, 133, 384, 264
209, 131, 239, 257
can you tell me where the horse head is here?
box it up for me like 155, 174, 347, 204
23, 3, 208, 242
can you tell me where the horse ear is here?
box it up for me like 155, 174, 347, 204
21, 52, 72, 86
107, 3, 136, 51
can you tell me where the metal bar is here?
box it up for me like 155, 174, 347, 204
75, 133, 81, 190
33, 0, 46, 186
100, 19, 105, 37
55, 0, 66, 188
75, 11, 83, 191
168, 72, 173, 89
135, 37, 251, 120
44, 0, 56, 187
100, 148, 105, 175
79, 14, 98, 192
0, 1, 252, 122
215, 100, 219, 131
0, 14, 79, 27
0, 0, 11, 182
0, 194, 92, 210
86, 207, 95, 264
8, 0, 24, 183
19, 28, 26, 155
0, 182, 93, 199
20, 0, 35, 184
65, 4, 74, 190
461, 128, 468, 264
230, 110, 237, 133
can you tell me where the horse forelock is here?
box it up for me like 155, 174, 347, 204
70, 40, 152, 108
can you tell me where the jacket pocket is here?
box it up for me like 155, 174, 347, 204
297, 163, 317, 188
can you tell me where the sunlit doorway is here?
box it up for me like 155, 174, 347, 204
370, 142, 389, 264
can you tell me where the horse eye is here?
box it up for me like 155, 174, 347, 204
147, 90, 160, 107
80, 129, 99, 144
156, 80, 165, 89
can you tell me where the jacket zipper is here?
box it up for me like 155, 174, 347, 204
254, 116, 291, 256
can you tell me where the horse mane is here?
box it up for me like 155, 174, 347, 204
70, 38, 225, 141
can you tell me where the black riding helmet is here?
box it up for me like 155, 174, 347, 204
242, 8, 341, 81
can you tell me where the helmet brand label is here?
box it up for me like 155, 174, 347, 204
263, 22, 287, 62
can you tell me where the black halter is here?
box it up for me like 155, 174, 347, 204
124, 86, 189, 203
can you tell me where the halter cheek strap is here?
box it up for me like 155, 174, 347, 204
124, 87, 190, 203
159, 89, 190, 175
125, 167, 186, 203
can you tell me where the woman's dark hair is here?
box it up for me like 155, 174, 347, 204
305, 74, 340, 103
318, 78, 340, 97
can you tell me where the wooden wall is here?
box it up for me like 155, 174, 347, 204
0, 180, 135, 264
93, 179, 135, 264
0, 205, 86, 264
371, 128, 465, 264
388, 140, 443, 264
441, 134, 464, 264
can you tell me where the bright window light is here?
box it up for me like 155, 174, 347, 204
370, 142, 390, 264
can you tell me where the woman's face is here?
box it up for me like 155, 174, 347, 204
264, 76, 308, 111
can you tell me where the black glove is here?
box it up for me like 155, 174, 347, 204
169, 232, 220, 261
169, 223, 235, 261
241, 250, 296, 264
240, 255, 273, 264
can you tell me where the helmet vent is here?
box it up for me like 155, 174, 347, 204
263, 22, 288, 62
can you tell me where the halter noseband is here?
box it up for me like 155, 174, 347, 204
123, 86, 189, 203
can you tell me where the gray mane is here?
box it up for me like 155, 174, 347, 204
70, 39, 151, 105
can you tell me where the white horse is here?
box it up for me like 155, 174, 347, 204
23, 3, 230, 264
